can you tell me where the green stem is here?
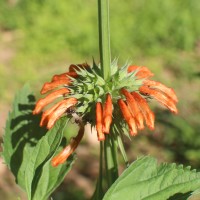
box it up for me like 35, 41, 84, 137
98, 0, 111, 80
91, 142, 104, 200
99, 141, 104, 191
104, 134, 118, 188
97, 0, 117, 194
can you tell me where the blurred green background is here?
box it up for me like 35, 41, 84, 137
0, 0, 200, 199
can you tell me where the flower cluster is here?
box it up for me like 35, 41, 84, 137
33, 62, 178, 166
95, 65, 178, 138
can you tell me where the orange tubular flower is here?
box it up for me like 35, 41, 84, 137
128, 65, 154, 79
52, 71, 78, 81
96, 102, 105, 141
121, 88, 144, 130
40, 103, 60, 127
40, 79, 72, 94
118, 99, 137, 136
103, 93, 113, 134
33, 61, 178, 167
139, 86, 178, 114
46, 98, 78, 129
33, 64, 87, 129
33, 88, 69, 114
51, 125, 84, 167
39, 98, 77, 128
131, 92, 155, 130
143, 80, 178, 103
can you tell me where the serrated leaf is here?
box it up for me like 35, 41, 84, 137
2, 84, 75, 200
103, 156, 200, 200
32, 152, 75, 200
2, 84, 47, 190
24, 118, 69, 200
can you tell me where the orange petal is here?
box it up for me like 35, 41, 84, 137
96, 102, 105, 141
52, 71, 78, 81
40, 79, 72, 94
121, 88, 144, 130
128, 65, 154, 79
51, 144, 73, 166
33, 88, 69, 114
47, 98, 78, 129
143, 80, 178, 103
131, 92, 155, 130
103, 93, 113, 134
51, 125, 84, 167
139, 86, 178, 114
118, 99, 137, 136
40, 100, 65, 127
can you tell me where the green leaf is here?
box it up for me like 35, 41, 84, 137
103, 156, 200, 200
2, 84, 75, 200
2, 84, 47, 190
24, 118, 67, 200
32, 152, 75, 200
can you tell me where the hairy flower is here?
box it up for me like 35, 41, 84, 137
33, 62, 178, 166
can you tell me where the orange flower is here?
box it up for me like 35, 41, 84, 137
143, 79, 178, 103
33, 88, 69, 114
121, 88, 144, 130
32, 62, 179, 167
96, 102, 105, 141
46, 98, 78, 129
118, 99, 137, 136
40, 79, 72, 94
32, 63, 91, 166
131, 92, 155, 130
103, 93, 113, 134
139, 86, 178, 114
128, 65, 154, 79
39, 98, 77, 129
32, 64, 89, 129
51, 71, 78, 81
51, 124, 84, 167
40, 103, 58, 127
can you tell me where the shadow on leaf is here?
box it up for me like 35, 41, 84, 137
9, 94, 47, 184
168, 191, 191, 200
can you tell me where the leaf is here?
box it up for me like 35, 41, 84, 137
24, 118, 67, 200
2, 84, 47, 190
32, 151, 75, 200
103, 156, 200, 200
2, 84, 75, 200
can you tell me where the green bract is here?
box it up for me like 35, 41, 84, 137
68, 61, 143, 119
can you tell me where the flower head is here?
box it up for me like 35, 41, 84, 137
33, 61, 178, 166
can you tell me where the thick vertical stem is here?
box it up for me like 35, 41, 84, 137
104, 134, 118, 188
98, 0, 111, 80
91, 142, 104, 200
96, 0, 117, 196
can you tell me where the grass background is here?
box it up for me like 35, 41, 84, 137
0, 0, 200, 199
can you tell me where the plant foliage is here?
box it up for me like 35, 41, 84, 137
2, 84, 75, 200
103, 156, 200, 200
